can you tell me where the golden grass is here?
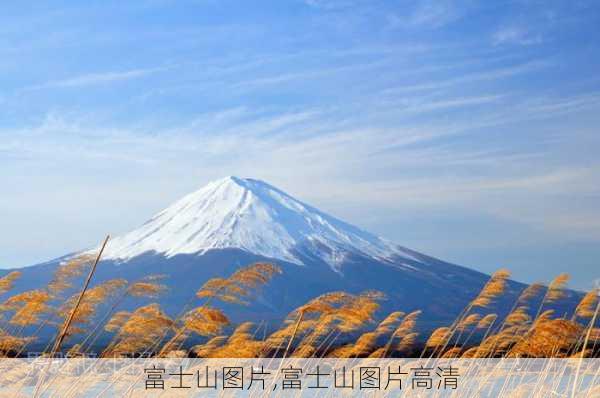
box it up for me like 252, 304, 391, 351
0, 259, 597, 361
0, 257, 598, 398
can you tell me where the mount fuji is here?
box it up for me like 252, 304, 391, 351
100, 176, 424, 272
4, 177, 531, 330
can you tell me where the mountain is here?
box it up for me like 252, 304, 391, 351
5, 176, 566, 337
99, 176, 428, 272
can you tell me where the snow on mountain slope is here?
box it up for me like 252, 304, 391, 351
100, 176, 419, 269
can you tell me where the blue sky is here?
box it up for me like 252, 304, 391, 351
1, 0, 599, 289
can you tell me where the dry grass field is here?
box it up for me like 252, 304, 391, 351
0, 250, 597, 361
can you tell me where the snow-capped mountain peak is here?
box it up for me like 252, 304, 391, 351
100, 176, 413, 269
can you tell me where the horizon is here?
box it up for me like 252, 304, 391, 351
1, 1, 599, 291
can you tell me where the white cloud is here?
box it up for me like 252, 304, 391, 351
492, 26, 543, 46
303, 0, 358, 10
401, 94, 504, 114
381, 60, 551, 95
25, 66, 169, 90
2, 91, 600, 270
407, 0, 461, 28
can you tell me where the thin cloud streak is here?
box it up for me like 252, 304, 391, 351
24, 65, 170, 90
381, 60, 551, 95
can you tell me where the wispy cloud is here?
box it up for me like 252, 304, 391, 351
25, 66, 169, 90
407, 0, 462, 28
400, 94, 504, 114
492, 26, 543, 46
381, 61, 551, 95
519, 93, 600, 116
303, 0, 359, 10
231, 60, 386, 91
